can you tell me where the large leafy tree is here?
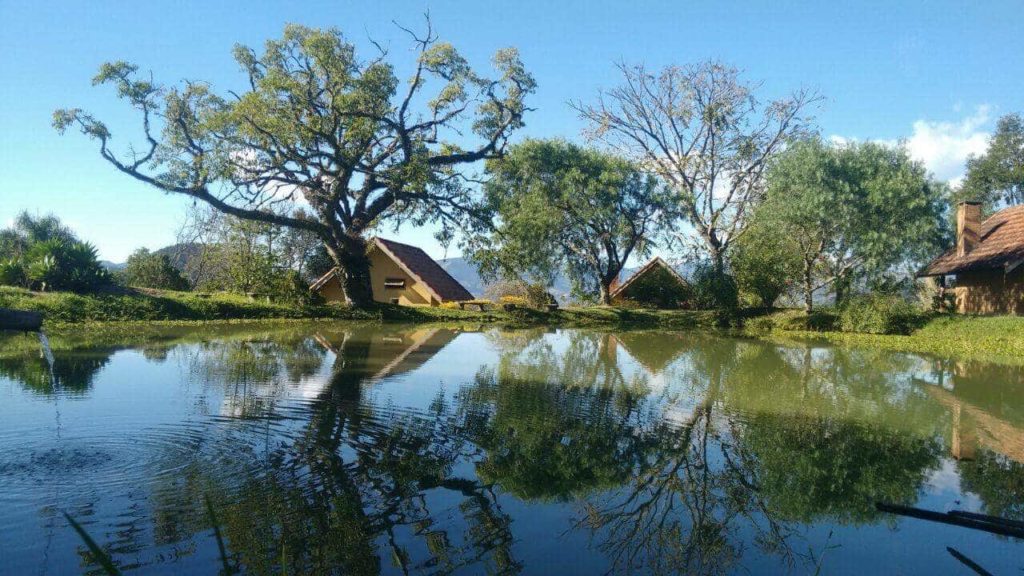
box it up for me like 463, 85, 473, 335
961, 112, 1024, 209
573, 62, 819, 275
756, 138, 948, 312
54, 22, 535, 307
475, 139, 666, 304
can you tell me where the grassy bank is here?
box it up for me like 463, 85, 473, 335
0, 286, 723, 330
4, 287, 1023, 364
745, 309, 1024, 365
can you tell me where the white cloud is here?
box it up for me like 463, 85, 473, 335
831, 105, 993, 186
901, 105, 992, 185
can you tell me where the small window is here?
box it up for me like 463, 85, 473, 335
384, 278, 406, 289
390, 298, 400, 305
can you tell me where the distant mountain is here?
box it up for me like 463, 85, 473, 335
153, 242, 206, 271
102, 243, 205, 273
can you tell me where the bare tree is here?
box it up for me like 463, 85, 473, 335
54, 20, 534, 307
574, 62, 819, 273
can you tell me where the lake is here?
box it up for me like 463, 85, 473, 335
0, 324, 1022, 574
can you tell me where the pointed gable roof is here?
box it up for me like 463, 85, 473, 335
371, 238, 474, 302
310, 237, 474, 302
920, 205, 1024, 276
610, 257, 689, 299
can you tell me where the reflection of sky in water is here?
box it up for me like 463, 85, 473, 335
0, 325, 1021, 575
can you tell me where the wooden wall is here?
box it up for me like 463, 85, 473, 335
954, 267, 1024, 315
315, 250, 439, 306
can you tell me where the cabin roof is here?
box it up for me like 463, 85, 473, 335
310, 237, 473, 302
610, 257, 689, 299
919, 205, 1024, 276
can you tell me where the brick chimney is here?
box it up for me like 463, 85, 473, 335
956, 201, 982, 257
609, 275, 621, 293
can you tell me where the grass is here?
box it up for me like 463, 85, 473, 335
745, 308, 1024, 365
4, 286, 1024, 365
0, 286, 724, 330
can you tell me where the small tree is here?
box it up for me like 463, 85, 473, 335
120, 248, 190, 290
474, 139, 667, 304
54, 22, 534, 308
730, 219, 801, 308
760, 138, 948, 312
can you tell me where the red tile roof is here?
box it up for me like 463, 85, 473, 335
920, 205, 1024, 276
372, 238, 474, 302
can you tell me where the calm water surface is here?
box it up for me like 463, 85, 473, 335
0, 324, 1022, 574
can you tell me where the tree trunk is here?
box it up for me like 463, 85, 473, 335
325, 235, 374, 308
803, 263, 814, 314
599, 283, 612, 306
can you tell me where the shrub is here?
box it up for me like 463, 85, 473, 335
0, 259, 26, 287
691, 263, 739, 311
837, 294, 926, 335
525, 283, 557, 310
24, 239, 109, 292
499, 295, 529, 308
268, 270, 317, 306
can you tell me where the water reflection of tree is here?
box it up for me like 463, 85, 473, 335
0, 347, 111, 394
147, 327, 521, 575
740, 414, 942, 523
572, 337, 952, 574
460, 331, 654, 501
578, 403, 804, 575
957, 450, 1024, 520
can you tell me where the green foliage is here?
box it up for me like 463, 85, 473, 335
690, 262, 739, 311
23, 238, 109, 292
0, 213, 109, 293
617, 264, 692, 309
475, 139, 667, 302
120, 248, 190, 290
837, 294, 926, 335
759, 138, 949, 310
55, 23, 535, 308
961, 113, 1024, 209
730, 222, 801, 308
268, 270, 318, 306
0, 259, 26, 286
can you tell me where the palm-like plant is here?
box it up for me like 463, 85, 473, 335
0, 213, 109, 293
24, 239, 108, 292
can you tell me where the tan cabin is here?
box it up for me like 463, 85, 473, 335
311, 237, 473, 307
919, 202, 1024, 315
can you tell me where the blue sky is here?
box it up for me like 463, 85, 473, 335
1, 0, 1022, 262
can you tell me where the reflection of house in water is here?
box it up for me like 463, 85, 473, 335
916, 361, 1024, 464
315, 328, 461, 383
219, 328, 462, 417
607, 332, 690, 375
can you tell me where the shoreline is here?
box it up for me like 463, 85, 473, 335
3, 287, 1024, 366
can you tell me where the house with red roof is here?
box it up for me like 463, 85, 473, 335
310, 237, 473, 307
919, 202, 1024, 315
